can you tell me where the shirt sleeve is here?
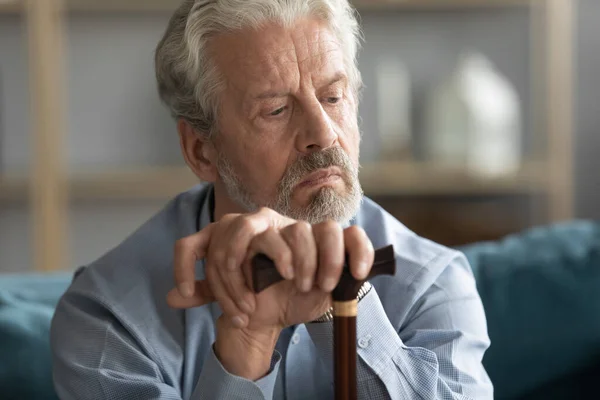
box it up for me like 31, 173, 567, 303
51, 290, 281, 400
191, 345, 281, 399
305, 253, 493, 400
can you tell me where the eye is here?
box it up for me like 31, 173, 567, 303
269, 106, 286, 116
326, 97, 340, 104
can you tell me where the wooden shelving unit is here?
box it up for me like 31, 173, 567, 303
0, 0, 575, 270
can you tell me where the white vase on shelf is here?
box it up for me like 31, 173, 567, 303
424, 51, 522, 178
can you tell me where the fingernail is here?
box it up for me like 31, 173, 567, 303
232, 315, 245, 328
358, 261, 370, 278
322, 277, 337, 292
301, 277, 312, 292
284, 265, 295, 280
179, 282, 194, 298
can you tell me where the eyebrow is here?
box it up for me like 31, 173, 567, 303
253, 72, 348, 100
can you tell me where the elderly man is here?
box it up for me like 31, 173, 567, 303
51, 0, 493, 399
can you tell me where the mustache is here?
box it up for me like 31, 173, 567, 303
278, 147, 356, 192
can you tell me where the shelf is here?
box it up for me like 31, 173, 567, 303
0, 0, 532, 15
360, 161, 547, 196
68, 167, 199, 200
0, 167, 198, 202
0, 161, 548, 203
0, 0, 20, 13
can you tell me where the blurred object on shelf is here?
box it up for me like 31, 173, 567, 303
424, 51, 522, 178
376, 54, 412, 161
462, 52, 523, 179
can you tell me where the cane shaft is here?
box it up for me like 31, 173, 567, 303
334, 313, 357, 400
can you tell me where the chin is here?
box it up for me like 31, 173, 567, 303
289, 185, 362, 225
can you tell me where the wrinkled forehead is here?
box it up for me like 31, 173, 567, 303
210, 18, 346, 94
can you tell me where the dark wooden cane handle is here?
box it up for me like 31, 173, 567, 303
252, 245, 396, 299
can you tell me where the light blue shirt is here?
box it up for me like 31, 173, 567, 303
51, 183, 493, 399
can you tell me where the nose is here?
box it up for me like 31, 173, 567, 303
295, 100, 338, 154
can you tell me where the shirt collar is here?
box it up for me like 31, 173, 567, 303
197, 184, 215, 231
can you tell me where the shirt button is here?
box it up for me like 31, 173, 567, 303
291, 334, 300, 345
358, 335, 371, 349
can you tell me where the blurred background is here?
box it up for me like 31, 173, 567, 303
0, 0, 590, 273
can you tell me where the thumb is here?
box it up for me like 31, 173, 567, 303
166, 280, 215, 309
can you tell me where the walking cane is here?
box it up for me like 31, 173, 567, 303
252, 245, 396, 400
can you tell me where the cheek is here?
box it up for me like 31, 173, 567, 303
337, 103, 361, 157
239, 141, 293, 184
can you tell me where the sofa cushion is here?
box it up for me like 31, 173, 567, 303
460, 220, 600, 399
0, 273, 72, 400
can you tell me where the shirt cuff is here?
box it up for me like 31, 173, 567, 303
191, 344, 281, 400
305, 287, 403, 376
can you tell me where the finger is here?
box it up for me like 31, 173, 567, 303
249, 227, 294, 282
344, 226, 375, 280
173, 224, 215, 298
215, 237, 256, 315
206, 257, 249, 329
211, 213, 274, 314
223, 207, 295, 273
166, 280, 215, 309
207, 209, 291, 315
281, 221, 317, 293
314, 220, 344, 292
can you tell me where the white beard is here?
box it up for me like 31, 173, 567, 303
216, 147, 363, 225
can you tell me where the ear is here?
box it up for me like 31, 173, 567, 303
177, 119, 218, 182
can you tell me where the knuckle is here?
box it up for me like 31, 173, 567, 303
296, 220, 312, 233
257, 207, 274, 217
237, 216, 255, 232
322, 219, 342, 233
344, 225, 364, 238
285, 221, 310, 242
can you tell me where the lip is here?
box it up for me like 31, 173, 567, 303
297, 167, 342, 189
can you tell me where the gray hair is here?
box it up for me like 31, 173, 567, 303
155, 0, 363, 139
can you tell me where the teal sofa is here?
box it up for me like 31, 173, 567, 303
1, 221, 599, 399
